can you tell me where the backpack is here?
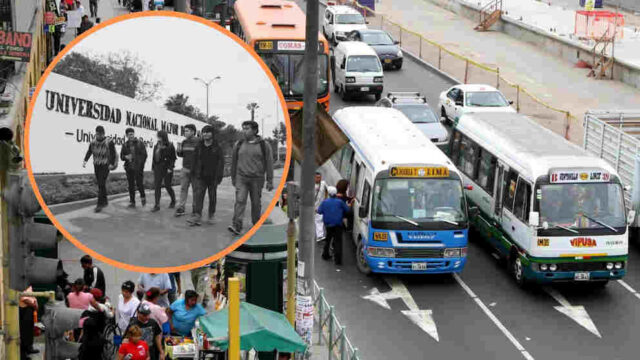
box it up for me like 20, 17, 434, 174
235, 139, 268, 170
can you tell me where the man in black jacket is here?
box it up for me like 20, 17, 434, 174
81, 255, 106, 295
83, 126, 117, 213
121, 128, 148, 208
188, 125, 224, 226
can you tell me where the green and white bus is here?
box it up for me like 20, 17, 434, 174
447, 113, 633, 286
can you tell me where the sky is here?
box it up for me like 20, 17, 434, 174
66, 15, 285, 136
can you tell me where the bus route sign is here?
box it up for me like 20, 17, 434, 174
389, 166, 449, 178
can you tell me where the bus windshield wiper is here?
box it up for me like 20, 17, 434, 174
391, 214, 419, 226
549, 223, 578, 234
582, 213, 618, 233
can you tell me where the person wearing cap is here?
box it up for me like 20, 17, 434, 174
166, 290, 206, 337
228, 120, 274, 235
121, 127, 148, 208
317, 186, 353, 265
188, 125, 224, 226
175, 123, 199, 217
83, 125, 118, 213
81, 255, 106, 295
125, 303, 163, 360
117, 281, 140, 334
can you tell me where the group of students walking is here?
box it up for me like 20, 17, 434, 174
82, 120, 274, 230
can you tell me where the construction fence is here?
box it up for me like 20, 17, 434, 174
350, 1, 577, 140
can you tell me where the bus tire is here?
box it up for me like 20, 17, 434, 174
356, 240, 372, 275
340, 85, 349, 101
509, 250, 528, 289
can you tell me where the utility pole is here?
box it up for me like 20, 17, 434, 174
298, 0, 319, 297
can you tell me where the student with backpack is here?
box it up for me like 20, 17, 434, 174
228, 120, 274, 235
82, 125, 118, 213
188, 125, 224, 226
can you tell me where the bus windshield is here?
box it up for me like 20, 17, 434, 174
538, 183, 626, 230
346, 55, 381, 73
372, 178, 466, 227
336, 14, 365, 24
260, 53, 329, 97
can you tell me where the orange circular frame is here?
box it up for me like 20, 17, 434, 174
24, 11, 292, 273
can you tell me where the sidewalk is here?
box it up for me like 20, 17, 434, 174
374, 0, 640, 142
61, 0, 129, 46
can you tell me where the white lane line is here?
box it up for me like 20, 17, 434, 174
617, 280, 640, 300
453, 274, 535, 360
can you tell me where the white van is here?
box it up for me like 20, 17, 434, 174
323, 5, 368, 44
331, 41, 384, 101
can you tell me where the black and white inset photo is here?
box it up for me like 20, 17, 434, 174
26, 13, 290, 270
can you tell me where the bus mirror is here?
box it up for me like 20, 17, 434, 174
528, 212, 540, 227
627, 210, 636, 225
340, 63, 345, 70
468, 207, 479, 218
624, 184, 631, 192
359, 205, 368, 218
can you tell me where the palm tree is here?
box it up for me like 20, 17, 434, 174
246, 102, 260, 121
165, 94, 192, 116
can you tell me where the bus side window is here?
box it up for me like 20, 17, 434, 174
340, 146, 354, 178
460, 136, 479, 178
360, 181, 372, 217
349, 162, 361, 199
477, 148, 496, 195
513, 178, 532, 222
331, 146, 344, 170
503, 170, 519, 213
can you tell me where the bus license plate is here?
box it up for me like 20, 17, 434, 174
412, 262, 427, 271
574, 272, 590, 281
360, 87, 369, 92
384, 59, 392, 63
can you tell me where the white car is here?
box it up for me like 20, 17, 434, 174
438, 84, 516, 122
323, 5, 368, 45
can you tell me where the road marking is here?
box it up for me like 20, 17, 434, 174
544, 287, 601, 338
453, 274, 535, 360
362, 276, 439, 341
617, 280, 640, 300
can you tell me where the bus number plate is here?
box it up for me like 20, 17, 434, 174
360, 87, 369, 92
574, 272, 590, 281
412, 262, 427, 271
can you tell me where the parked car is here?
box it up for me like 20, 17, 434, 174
346, 29, 402, 69
438, 84, 515, 123
323, 5, 368, 45
376, 92, 449, 148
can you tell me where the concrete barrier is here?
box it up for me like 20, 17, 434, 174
423, 0, 640, 89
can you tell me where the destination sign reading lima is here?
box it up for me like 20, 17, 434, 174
389, 166, 449, 178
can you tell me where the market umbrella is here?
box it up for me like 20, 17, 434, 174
199, 302, 307, 353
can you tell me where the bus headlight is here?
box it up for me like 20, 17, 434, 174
549, 264, 557, 272
615, 262, 623, 269
345, 77, 356, 83
540, 263, 548, 271
443, 248, 461, 258
606, 262, 614, 270
374, 77, 383, 83
368, 247, 395, 258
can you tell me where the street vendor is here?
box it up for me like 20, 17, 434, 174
166, 290, 206, 336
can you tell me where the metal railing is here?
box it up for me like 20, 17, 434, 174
310, 281, 361, 360
478, 0, 503, 27
349, 0, 578, 141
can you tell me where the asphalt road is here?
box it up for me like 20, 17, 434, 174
315, 8, 640, 360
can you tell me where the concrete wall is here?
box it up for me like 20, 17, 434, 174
422, 0, 640, 90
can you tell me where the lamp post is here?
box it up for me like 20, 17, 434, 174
193, 76, 221, 122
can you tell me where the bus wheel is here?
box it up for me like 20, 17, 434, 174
356, 240, 372, 275
510, 253, 528, 288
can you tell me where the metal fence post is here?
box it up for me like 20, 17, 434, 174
438, 47, 442, 69
317, 288, 325, 345
516, 85, 520, 112
464, 59, 469, 84
565, 112, 571, 140
328, 306, 335, 360
351, 348, 359, 360
496, 67, 500, 89
381, 15, 384, 29
339, 326, 346, 360
419, 37, 422, 58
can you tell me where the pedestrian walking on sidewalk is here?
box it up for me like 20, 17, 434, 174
82, 125, 117, 213
317, 186, 353, 265
89, 0, 99, 17
175, 124, 199, 217
81, 255, 106, 295
314, 172, 328, 241
228, 120, 274, 235
151, 130, 176, 212
188, 125, 224, 226
121, 128, 148, 208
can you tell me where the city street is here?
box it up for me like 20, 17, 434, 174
51, 169, 284, 267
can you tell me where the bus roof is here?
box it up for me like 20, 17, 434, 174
456, 113, 616, 180
333, 107, 458, 175
235, 0, 327, 44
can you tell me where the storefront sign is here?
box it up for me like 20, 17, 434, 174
0, 31, 32, 62
30, 73, 208, 175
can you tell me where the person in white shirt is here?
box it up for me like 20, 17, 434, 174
314, 172, 328, 241
137, 273, 172, 308
116, 281, 140, 334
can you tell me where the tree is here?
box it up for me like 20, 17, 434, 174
165, 94, 198, 117
54, 50, 161, 101
246, 102, 259, 121
272, 122, 287, 146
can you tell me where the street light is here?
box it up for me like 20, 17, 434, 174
193, 76, 221, 122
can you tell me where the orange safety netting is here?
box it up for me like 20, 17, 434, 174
575, 10, 625, 40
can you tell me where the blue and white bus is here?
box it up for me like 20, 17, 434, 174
321, 107, 471, 274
